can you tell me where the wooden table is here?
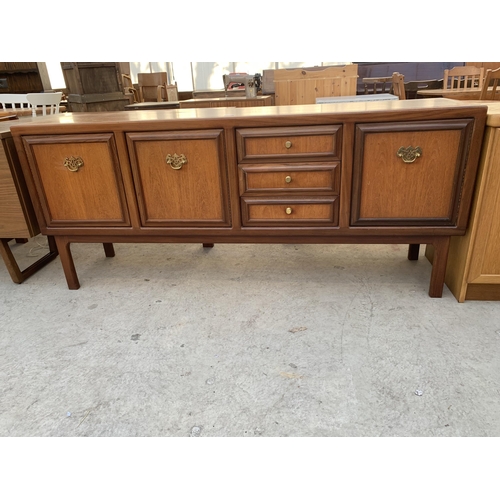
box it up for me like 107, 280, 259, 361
125, 101, 180, 110
417, 87, 500, 100
179, 95, 273, 109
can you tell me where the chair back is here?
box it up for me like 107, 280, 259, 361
0, 93, 31, 112
26, 92, 62, 117
391, 73, 406, 100
362, 76, 393, 95
444, 66, 485, 90
479, 67, 500, 100
138, 72, 169, 102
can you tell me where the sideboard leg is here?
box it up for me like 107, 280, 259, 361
407, 244, 420, 260
428, 237, 450, 298
103, 243, 115, 257
55, 237, 80, 290
202, 243, 214, 248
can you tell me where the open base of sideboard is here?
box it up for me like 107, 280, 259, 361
52, 235, 450, 297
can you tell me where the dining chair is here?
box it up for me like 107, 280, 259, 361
138, 72, 170, 102
391, 72, 406, 100
443, 66, 485, 90
362, 76, 393, 95
0, 94, 31, 113
122, 73, 139, 103
479, 67, 500, 100
26, 92, 63, 117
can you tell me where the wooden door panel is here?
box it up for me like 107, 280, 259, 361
351, 120, 474, 226
127, 130, 230, 226
22, 134, 129, 226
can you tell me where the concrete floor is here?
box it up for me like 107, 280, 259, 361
1, 235, 499, 437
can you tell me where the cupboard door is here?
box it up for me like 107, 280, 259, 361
127, 129, 230, 227
22, 134, 130, 227
351, 120, 474, 226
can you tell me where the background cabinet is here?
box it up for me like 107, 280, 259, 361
426, 102, 500, 301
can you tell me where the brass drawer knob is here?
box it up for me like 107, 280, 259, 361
64, 156, 84, 172
285, 140, 292, 149
166, 153, 187, 170
285, 175, 292, 183
285, 207, 292, 215
397, 146, 422, 163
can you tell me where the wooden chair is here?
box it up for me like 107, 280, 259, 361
138, 72, 174, 102
26, 92, 62, 117
479, 67, 500, 100
391, 72, 406, 100
363, 76, 393, 95
443, 66, 485, 90
122, 74, 139, 103
0, 94, 31, 115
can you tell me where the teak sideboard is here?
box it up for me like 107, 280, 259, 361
10, 99, 487, 295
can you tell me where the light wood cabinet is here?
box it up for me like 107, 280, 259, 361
0, 121, 57, 283
9, 100, 487, 295
426, 102, 500, 301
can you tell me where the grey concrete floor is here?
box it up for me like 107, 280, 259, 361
1, 235, 499, 437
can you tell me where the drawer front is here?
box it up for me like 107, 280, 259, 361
241, 197, 338, 226
241, 163, 339, 194
22, 134, 130, 227
351, 119, 474, 226
236, 125, 341, 162
127, 129, 230, 227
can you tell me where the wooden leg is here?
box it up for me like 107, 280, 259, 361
103, 243, 115, 257
202, 243, 214, 248
0, 237, 58, 284
428, 237, 450, 298
54, 237, 80, 290
407, 244, 420, 260
15, 238, 29, 244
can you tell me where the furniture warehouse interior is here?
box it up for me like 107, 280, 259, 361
2, 61, 500, 302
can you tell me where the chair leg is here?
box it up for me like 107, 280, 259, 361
0, 236, 58, 284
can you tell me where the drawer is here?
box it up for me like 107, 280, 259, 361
21, 133, 130, 227
236, 125, 341, 162
241, 197, 338, 226
351, 119, 475, 226
241, 163, 339, 194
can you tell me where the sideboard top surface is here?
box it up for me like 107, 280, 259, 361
8, 99, 489, 135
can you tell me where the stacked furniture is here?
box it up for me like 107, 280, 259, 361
61, 62, 130, 112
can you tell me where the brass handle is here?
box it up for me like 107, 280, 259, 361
166, 153, 187, 170
64, 156, 84, 172
285, 140, 292, 149
285, 175, 292, 183
397, 146, 422, 164
285, 207, 292, 215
